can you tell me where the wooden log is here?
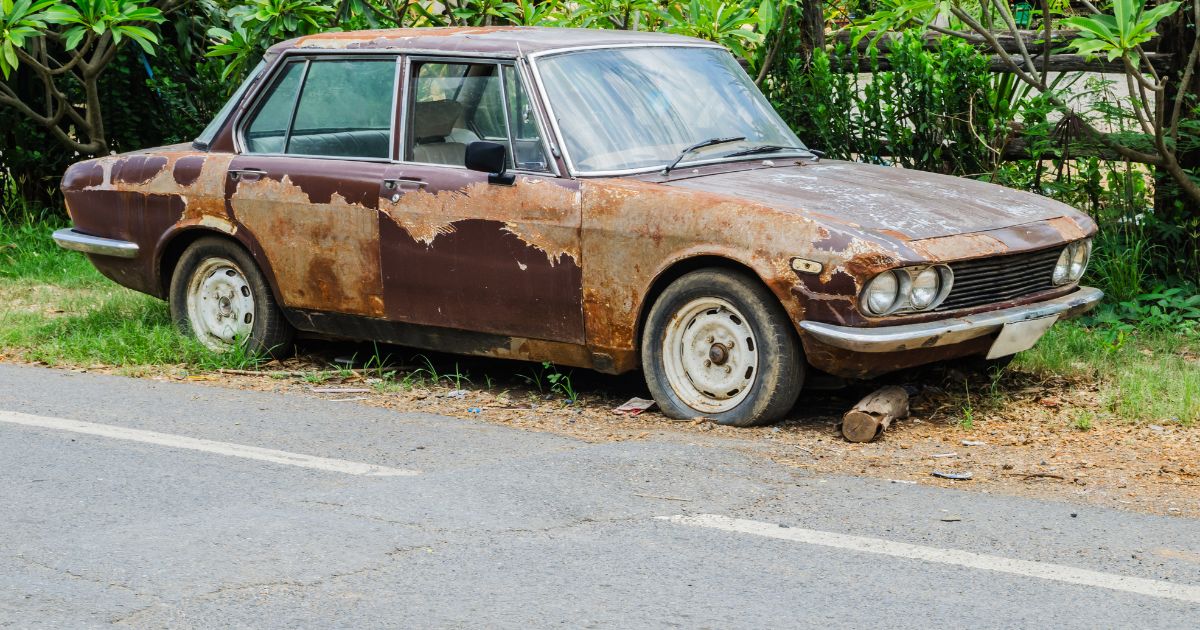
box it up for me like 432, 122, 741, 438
841, 385, 910, 443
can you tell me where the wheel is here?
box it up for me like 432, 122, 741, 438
169, 236, 293, 356
641, 269, 804, 426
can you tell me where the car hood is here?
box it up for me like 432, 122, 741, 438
659, 161, 1080, 241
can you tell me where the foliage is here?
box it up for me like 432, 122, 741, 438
766, 33, 1014, 176
1061, 0, 1182, 62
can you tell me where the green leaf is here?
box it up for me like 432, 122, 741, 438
62, 25, 85, 50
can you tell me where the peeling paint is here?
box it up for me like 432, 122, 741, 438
380, 177, 580, 265
231, 175, 385, 317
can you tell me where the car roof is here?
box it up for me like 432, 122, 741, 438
269, 26, 715, 58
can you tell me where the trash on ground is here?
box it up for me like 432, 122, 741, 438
311, 387, 370, 394
961, 440, 987, 447
932, 452, 957, 458
613, 397, 657, 415
931, 471, 974, 480
444, 389, 468, 399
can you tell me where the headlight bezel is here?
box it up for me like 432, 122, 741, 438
1053, 239, 1092, 286
860, 265, 954, 316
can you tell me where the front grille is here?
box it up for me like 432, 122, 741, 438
938, 247, 1064, 311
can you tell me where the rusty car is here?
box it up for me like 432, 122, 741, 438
54, 27, 1102, 426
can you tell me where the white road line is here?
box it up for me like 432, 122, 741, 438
661, 514, 1200, 605
0, 411, 418, 477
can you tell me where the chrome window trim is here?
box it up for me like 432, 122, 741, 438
400, 55, 558, 176
526, 43, 727, 178
234, 52, 402, 161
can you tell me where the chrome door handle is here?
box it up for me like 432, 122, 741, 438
383, 178, 427, 190
229, 168, 265, 181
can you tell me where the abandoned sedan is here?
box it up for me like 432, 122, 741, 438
55, 27, 1101, 426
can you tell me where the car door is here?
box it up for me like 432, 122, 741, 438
227, 54, 400, 319
377, 58, 584, 344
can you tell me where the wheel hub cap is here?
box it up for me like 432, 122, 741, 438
185, 258, 254, 350
662, 297, 759, 414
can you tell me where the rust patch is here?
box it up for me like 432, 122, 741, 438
78, 151, 234, 223
908, 231, 1009, 261
380, 177, 580, 265
231, 175, 385, 317
579, 177, 898, 362
1047, 215, 1091, 241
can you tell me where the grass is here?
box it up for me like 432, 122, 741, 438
2, 217, 1196, 424
0, 220, 259, 370
1015, 322, 1200, 425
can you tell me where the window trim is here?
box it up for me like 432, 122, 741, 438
400, 55, 559, 177
234, 52, 402, 163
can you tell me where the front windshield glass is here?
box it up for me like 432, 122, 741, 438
194, 60, 267, 148
537, 46, 806, 174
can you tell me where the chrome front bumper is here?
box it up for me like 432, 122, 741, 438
799, 287, 1103, 353
52, 228, 139, 259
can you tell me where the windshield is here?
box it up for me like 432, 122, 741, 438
194, 61, 267, 149
536, 46, 805, 174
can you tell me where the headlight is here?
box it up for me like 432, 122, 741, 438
910, 267, 941, 309
1053, 240, 1091, 285
1069, 239, 1091, 281
863, 270, 900, 315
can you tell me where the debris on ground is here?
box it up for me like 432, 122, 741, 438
613, 397, 657, 416
932, 471, 974, 481
841, 385, 909, 442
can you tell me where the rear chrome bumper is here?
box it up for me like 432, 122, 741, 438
799, 287, 1103, 353
52, 228, 139, 259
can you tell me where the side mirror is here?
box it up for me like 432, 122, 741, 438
465, 141, 515, 185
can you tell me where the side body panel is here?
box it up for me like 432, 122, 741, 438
377, 166, 584, 343
225, 155, 390, 318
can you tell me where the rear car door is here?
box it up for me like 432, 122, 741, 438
377, 58, 584, 344
227, 54, 400, 318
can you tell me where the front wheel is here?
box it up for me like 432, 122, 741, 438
169, 236, 293, 356
641, 269, 804, 427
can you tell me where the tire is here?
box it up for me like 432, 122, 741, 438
169, 236, 293, 357
641, 268, 804, 427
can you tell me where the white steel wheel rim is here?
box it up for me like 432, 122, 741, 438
662, 297, 759, 414
186, 257, 255, 350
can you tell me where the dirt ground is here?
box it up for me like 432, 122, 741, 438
8, 342, 1195, 520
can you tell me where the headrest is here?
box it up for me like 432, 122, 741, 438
413, 99, 463, 142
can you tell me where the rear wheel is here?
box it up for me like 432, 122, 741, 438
169, 237, 293, 356
641, 269, 804, 427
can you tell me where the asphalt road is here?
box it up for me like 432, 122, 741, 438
2, 363, 1198, 628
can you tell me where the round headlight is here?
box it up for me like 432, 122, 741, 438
910, 267, 941, 309
863, 271, 900, 315
1052, 246, 1071, 285
1069, 239, 1090, 281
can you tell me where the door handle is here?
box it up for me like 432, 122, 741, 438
383, 178, 426, 202
229, 168, 265, 182
383, 177, 427, 190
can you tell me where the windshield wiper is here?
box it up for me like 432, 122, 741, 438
663, 136, 745, 175
722, 144, 817, 159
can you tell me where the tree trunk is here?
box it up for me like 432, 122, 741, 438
1154, 2, 1200, 242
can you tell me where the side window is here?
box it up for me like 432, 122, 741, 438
242, 57, 397, 159
244, 61, 304, 154
504, 66, 550, 172
407, 61, 549, 172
